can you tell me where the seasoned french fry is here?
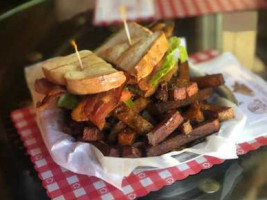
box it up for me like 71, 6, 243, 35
108, 147, 120, 157
201, 102, 235, 121
147, 119, 220, 156
151, 21, 175, 38
122, 146, 142, 158
147, 110, 183, 146
132, 97, 150, 113
179, 61, 190, 81
190, 74, 225, 89
169, 82, 198, 101
108, 121, 126, 143
183, 102, 205, 123
83, 127, 103, 141
114, 104, 154, 134
169, 62, 198, 100
155, 82, 169, 102
154, 88, 213, 113
118, 129, 137, 146
179, 120, 193, 135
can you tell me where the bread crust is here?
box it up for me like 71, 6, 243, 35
66, 71, 126, 95
135, 33, 169, 80
42, 51, 126, 95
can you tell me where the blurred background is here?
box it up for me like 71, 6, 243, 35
0, 0, 267, 199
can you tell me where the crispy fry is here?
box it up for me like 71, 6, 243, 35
147, 110, 183, 146
90, 141, 110, 156
122, 146, 142, 158
183, 102, 205, 123
118, 128, 137, 146
108, 121, 126, 143
190, 74, 224, 89
154, 88, 213, 113
179, 61, 190, 81
151, 23, 165, 32
163, 22, 175, 38
169, 82, 198, 101
169, 62, 198, 100
155, 82, 169, 102
109, 147, 120, 157
114, 104, 154, 134
201, 102, 235, 121
83, 127, 103, 141
147, 119, 220, 156
179, 120, 193, 135
132, 97, 150, 113
151, 21, 175, 38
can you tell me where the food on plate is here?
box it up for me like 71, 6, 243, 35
201, 102, 235, 122
147, 119, 220, 156
34, 22, 235, 157
147, 110, 183, 146
190, 74, 225, 89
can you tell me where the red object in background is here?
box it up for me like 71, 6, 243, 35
155, 0, 267, 19
94, 0, 267, 25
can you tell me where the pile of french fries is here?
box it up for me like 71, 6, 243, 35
75, 61, 235, 157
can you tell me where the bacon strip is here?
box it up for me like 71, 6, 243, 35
37, 87, 66, 110
72, 87, 122, 129
34, 78, 57, 95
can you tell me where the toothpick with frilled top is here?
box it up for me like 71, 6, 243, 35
119, 6, 132, 46
70, 40, 84, 70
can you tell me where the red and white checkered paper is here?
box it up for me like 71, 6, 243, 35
11, 50, 267, 200
94, 0, 267, 25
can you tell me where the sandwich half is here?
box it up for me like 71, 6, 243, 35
42, 50, 126, 95
95, 23, 169, 81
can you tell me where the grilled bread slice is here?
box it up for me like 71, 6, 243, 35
42, 50, 126, 95
96, 23, 168, 81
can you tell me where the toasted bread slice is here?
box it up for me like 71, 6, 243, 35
42, 50, 126, 95
43, 51, 91, 85
65, 64, 126, 95
118, 32, 168, 80
96, 23, 168, 81
95, 23, 152, 57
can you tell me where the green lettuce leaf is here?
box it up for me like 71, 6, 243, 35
168, 37, 181, 53
124, 98, 134, 108
150, 37, 188, 86
57, 93, 80, 110
179, 45, 188, 63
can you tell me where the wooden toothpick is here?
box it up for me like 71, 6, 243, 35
70, 40, 84, 70
119, 6, 132, 46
